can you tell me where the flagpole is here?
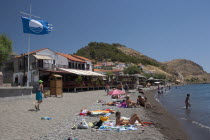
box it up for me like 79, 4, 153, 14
27, 1, 32, 87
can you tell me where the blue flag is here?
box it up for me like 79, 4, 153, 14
21, 16, 53, 35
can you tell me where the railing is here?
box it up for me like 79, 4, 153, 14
32, 62, 55, 70
55, 64, 69, 69
31, 62, 91, 71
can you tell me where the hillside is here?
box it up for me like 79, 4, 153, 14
75, 42, 161, 67
75, 42, 210, 83
163, 59, 210, 82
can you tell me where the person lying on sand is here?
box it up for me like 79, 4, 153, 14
126, 96, 137, 107
80, 108, 91, 115
104, 101, 117, 106
115, 111, 144, 126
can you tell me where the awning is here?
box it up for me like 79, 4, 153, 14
33, 55, 52, 60
50, 74, 62, 77
59, 68, 106, 77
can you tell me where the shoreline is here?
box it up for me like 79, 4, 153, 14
145, 89, 190, 140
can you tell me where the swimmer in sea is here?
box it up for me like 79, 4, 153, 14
185, 94, 191, 109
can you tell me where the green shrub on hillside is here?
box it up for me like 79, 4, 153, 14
143, 73, 166, 79
75, 42, 160, 67
123, 65, 142, 75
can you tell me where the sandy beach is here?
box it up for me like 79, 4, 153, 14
0, 89, 188, 140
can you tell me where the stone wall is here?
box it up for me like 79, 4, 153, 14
0, 87, 33, 98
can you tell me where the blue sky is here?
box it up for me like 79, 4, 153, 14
1, 0, 210, 72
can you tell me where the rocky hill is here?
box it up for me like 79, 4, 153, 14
75, 42, 210, 83
163, 59, 210, 82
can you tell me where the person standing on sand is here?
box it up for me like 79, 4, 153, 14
185, 94, 191, 109
105, 84, 110, 96
35, 80, 44, 111
124, 83, 129, 96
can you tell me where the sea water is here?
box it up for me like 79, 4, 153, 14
157, 84, 210, 140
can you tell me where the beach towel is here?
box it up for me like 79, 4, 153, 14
99, 125, 138, 131
98, 120, 137, 131
117, 102, 127, 108
91, 109, 115, 115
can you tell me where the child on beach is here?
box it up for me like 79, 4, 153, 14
115, 111, 144, 126
185, 94, 191, 109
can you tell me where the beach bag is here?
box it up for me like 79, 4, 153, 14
94, 120, 103, 128
77, 119, 89, 129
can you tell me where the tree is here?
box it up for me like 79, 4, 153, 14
0, 34, 12, 67
143, 73, 166, 79
106, 71, 114, 82
123, 65, 142, 75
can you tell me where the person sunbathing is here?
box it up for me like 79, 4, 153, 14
115, 111, 144, 126
126, 96, 137, 107
105, 101, 117, 106
80, 108, 91, 115
136, 95, 145, 107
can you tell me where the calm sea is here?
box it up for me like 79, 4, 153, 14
156, 84, 210, 140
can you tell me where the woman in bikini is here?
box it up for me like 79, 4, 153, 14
115, 111, 144, 126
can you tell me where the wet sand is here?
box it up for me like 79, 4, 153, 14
145, 89, 190, 140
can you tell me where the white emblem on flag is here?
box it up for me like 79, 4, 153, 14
29, 19, 43, 33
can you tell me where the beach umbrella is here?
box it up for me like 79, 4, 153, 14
108, 89, 125, 95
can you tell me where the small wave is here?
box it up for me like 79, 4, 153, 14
192, 121, 210, 131
181, 117, 210, 132
155, 97, 160, 103
154, 94, 161, 103
180, 117, 187, 121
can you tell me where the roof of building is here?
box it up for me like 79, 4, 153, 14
15, 48, 49, 58
56, 52, 85, 63
15, 48, 92, 63
95, 63, 104, 66
94, 64, 103, 67
72, 55, 94, 62
94, 69, 122, 72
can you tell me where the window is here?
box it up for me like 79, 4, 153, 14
38, 60, 43, 68
87, 64, 90, 70
68, 62, 71, 68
